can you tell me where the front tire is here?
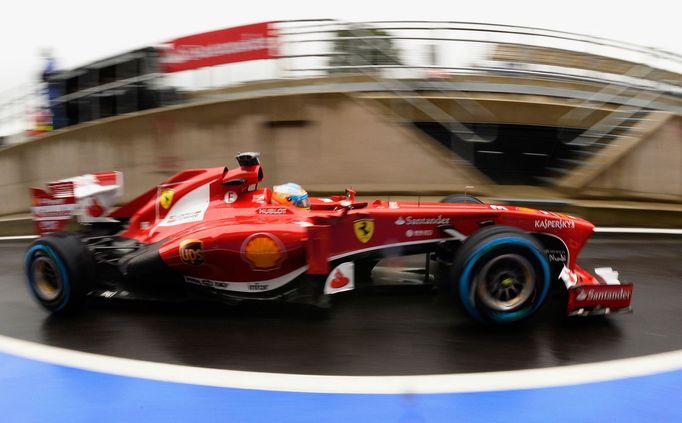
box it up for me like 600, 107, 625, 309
452, 226, 550, 324
25, 233, 95, 314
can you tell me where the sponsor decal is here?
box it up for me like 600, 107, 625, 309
30, 186, 78, 235
185, 276, 231, 290
160, 188, 174, 210
160, 22, 276, 73
576, 290, 587, 301
184, 271, 302, 293
394, 215, 450, 226
224, 191, 238, 204
179, 239, 204, 265
241, 233, 285, 270
545, 249, 568, 263
38, 220, 60, 232
35, 197, 67, 206
517, 207, 539, 214
353, 219, 375, 243
330, 270, 349, 289
574, 288, 631, 302
406, 229, 434, 238
324, 262, 355, 295
257, 207, 289, 215
489, 204, 508, 211
31, 203, 77, 218
85, 197, 104, 218
534, 219, 576, 230
158, 183, 211, 227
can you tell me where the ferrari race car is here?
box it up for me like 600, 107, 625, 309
25, 152, 633, 324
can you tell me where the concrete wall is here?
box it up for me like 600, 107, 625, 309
580, 114, 682, 202
360, 94, 619, 128
0, 93, 487, 216
1, 83, 680, 218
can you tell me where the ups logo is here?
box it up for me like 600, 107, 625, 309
179, 239, 204, 265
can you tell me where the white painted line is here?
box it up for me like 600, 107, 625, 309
0, 334, 680, 394
594, 227, 682, 235
0, 226, 680, 394
0, 235, 38, 241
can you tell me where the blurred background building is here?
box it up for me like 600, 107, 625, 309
0, 19, 680, 216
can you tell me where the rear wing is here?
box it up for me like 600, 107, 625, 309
30, 172, 123, 236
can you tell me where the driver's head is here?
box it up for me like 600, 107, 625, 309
272, 183, 310, 210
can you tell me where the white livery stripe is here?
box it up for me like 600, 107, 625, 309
184, 267, 307, 292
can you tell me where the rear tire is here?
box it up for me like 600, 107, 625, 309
25, 233, 95, 314
451, 225, 550, 325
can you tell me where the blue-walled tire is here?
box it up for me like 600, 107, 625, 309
452, 226, 550, 325
25, 233, 95, 314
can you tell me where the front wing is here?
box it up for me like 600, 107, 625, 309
560, 265, 633, 316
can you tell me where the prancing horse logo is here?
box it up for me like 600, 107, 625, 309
353, 219, 375, 243
160, 188, 174, 210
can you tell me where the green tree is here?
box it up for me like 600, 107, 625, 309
329, 26, 402, 73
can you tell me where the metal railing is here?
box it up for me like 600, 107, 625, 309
1, 19, 681, 141
0, 84, 45, 141
275, 19, 681, 148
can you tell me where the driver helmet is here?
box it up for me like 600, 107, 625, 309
271, 183, 310, 209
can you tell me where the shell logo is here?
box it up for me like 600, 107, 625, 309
241, 233, 285, 271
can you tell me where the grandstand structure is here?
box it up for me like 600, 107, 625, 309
0, 20, 680, 216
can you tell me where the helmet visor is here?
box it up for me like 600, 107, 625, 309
290, 193, 309, 209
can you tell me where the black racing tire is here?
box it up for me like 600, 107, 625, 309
440, 193, 484, 204
25, 232, 96, 314
451, 225, 551, 325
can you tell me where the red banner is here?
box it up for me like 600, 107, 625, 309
160, 22, 277, 73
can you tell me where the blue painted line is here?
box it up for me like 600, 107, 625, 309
0, 351, 680, 422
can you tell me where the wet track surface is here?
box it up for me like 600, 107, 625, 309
1, 235, 681, 376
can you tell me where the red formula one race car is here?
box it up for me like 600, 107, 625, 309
25, 153, 633, 324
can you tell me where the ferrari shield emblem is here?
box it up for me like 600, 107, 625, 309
353, 219, 375, 243
160, 188, 174, 210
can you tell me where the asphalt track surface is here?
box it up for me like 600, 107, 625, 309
1, 234, 680, 376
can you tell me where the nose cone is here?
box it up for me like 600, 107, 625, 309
566, 213, 595, 234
